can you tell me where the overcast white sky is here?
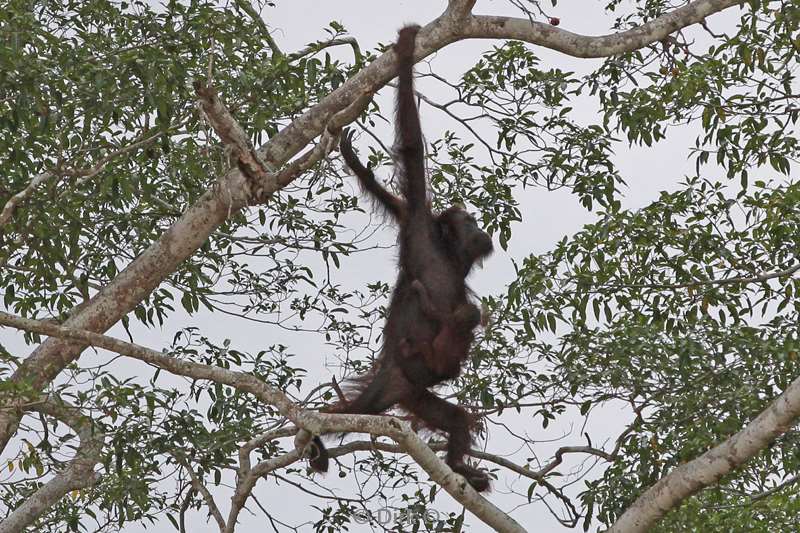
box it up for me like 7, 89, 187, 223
0, 1, 743, 531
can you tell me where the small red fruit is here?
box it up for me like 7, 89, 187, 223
549, 17, 560, 26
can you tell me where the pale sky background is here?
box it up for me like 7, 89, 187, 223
0, 1, 743, 532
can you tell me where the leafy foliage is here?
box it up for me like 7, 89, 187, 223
1, 0, 799, 531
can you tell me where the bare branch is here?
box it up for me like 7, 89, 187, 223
239, 426, 297, 473
268, 93, 372, 197
226, 448, 304, 533
319, 439, 590, 528
750, 473, 800, 502
273, 419, 527, 533
321, 438, 611, 482
462, 0, 744, 58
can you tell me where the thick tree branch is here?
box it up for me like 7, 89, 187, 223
0, 167, 248, 450
238, 427, 297, 473
462, 0, 744, 58
0, 311, 301, 420
0, 400, 103, 533
447, 0, 478, 22
225, 448, 304, 533
607, 372, 800, 533
271, 93, 372, 193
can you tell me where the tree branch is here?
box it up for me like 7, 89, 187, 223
270, 93, 371, 193
607, 371, 800, 533
232, 0, 283, 56
462, 0, 744, 58
446, 0, 478, 22
287, 37, 362, 64
195, 80, 276, 184
0, 311, 301, 420
0, 119, 180, 229
0, 172, 53, 228
607, 261, 800, 291
0, 400, 103, 533
175, 455, 226, 532
179, 486, 198, 533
